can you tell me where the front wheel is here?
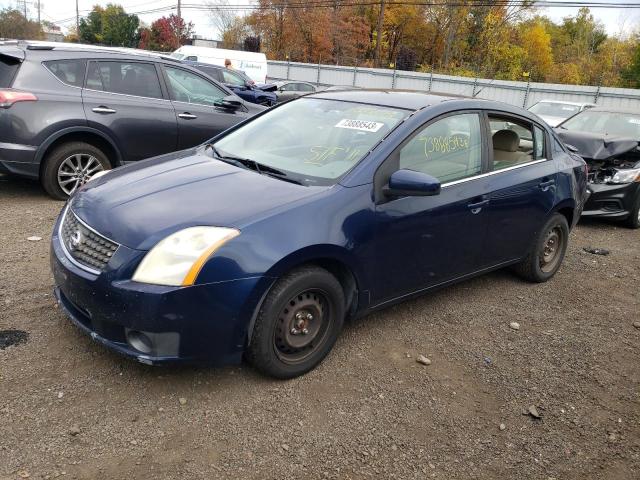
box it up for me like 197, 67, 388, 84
246, 266, 345, 379
514, 213, 569, 283
625, 195, 640, 229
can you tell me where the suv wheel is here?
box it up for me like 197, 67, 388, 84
41, 142, 111, 200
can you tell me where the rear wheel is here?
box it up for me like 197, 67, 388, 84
625, 195, 640, 229
514, 213, 569, 283
41, 142, 111, 200
247, 266, 345, 379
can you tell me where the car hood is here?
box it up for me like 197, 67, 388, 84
555, 129, 639, 161
70, 148, 327, 250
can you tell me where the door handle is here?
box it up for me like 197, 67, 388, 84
92, 106, 116, 114
467, 198, 489, 214
538, 179, 556, 191
178, 113, 198, 120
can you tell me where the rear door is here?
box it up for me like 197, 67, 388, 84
82, 60, 178, 163
482, 113, 558, 265
161, 64, 250, 149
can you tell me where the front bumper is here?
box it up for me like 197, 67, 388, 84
50, 212, 271, 366
582, 182, 640, 220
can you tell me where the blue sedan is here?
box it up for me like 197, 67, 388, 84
50, 90, 588, 378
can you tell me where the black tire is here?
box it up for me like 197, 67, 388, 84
514, 213, 569, 283
246, 266, 345, 379
41, 141, 111, 200
624, 195, 640, 229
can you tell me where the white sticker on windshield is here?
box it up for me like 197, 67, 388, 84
628, 118, 640, 125
335, 119, 384, 132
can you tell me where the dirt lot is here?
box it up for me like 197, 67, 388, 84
0, 173, 638, 480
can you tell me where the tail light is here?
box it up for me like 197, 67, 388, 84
0, 89, 38, 108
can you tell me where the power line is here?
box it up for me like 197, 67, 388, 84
49, 0, 640, 26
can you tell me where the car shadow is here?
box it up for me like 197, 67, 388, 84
0, 173, 53, 200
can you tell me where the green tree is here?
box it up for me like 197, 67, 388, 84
0, 8, 43, 40
79, 4, 139, 47
622, 41, 640, 88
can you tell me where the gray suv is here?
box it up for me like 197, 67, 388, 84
0, 41, 265, 199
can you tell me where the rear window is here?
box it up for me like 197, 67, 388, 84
0, 55, 20, 88
86, 61, 163, 99
44, 59, 86, 87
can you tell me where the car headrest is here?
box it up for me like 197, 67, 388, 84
493, 130, 520, 152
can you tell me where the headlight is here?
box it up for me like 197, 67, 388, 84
609, 168, 640, 184
132, 227, 240, 286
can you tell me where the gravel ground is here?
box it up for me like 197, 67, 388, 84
1, 174, 639, 480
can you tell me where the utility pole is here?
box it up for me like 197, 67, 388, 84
374, 0, 385, 68
37, 0, 41, 25
76, 0, 79, 34
177, 0, 181, 21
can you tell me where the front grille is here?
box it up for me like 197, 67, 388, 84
60, 208, 118, 272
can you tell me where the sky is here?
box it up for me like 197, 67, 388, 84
1, 0, 639, 40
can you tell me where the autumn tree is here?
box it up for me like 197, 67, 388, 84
138, 14, 193, 52
0, 8, 44, 40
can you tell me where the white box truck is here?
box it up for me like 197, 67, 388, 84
171, 46, 268, 84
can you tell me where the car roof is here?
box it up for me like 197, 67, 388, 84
585, 106, 640, 115
533, 100, 596, 107
308, 89, 467, 110
3, 40, 180, 63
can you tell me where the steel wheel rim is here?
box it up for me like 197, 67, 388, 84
57, 154, 105, 196
273, 289, 332, 365
540, 226, 564, 273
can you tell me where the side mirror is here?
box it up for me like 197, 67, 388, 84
214, 95, 242, 111
565, 143, 579, 153
384, 169, 441, 197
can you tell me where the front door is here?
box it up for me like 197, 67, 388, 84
82, 60, 178, 163
371, 112, 492, 305
161, 65, 250, 149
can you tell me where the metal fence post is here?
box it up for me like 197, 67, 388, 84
428, 68, 433, 92
316, 57, 321, 86
522, 74, 531, 108
472, 76, 478, 97
286, 56, 291, 80
392, 67, 397, 89
594, 74, 604, 104
352, 59, 358, 87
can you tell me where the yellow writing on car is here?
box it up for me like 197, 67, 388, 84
417, 135, 469, 156
306, 146, 364, 165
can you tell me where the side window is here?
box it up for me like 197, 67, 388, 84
44, 59, 86, 87
553, 136, 566, 155
85, 61, 162, 99
534, 125, 546, 159
280, 83, 295, 91
398, 113, 483, 184
489, 116, 534, 171
298, 83, 314, 92
222, 69, 246, 87
185, 56, 198, 61
164, 66, 227, 105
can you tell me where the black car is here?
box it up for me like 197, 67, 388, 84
0, 41, 264, 199
273, 80, 318, 103
556, 107, 640, 228
185, 61, 277, 106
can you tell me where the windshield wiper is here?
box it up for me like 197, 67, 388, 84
204, 143, 304, 185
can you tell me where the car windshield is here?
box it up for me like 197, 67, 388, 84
529, 102, 580, 118
212, 98, 408, 185
560, 111, 640, 138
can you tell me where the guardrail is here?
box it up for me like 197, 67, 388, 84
267, 60, 640, 110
